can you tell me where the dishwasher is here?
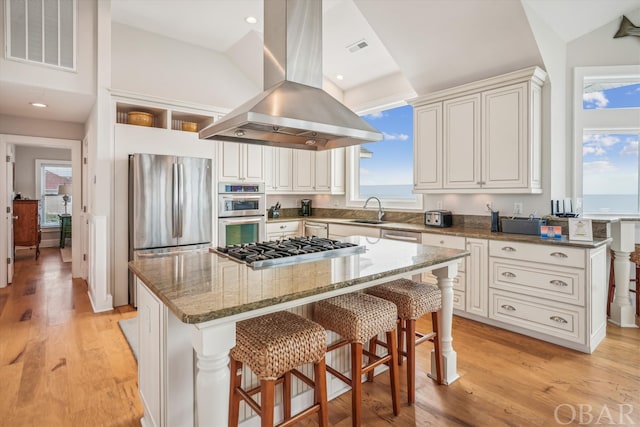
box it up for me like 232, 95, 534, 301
380, 229, 422, 243
304, 221, 328, 238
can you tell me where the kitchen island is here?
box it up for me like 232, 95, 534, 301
129, 236, 468, 427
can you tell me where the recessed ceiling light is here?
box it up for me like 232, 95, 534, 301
245, 16, 258, 24
336, 75, 344, 81
30, 102, 47, 108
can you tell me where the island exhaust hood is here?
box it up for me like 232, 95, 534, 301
199, 0, 383, 151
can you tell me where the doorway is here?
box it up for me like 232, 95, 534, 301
0, 135, 82, 288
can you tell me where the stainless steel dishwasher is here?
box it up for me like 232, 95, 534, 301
304, 221, 328, 238
380, 229, 422, 243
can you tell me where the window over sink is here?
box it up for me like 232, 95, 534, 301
346, 103, 423, 210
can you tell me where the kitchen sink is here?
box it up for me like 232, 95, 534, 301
349, 219, 384, 224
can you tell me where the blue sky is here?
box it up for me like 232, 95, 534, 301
583, 82, 640, 195
359, 104, 413, 186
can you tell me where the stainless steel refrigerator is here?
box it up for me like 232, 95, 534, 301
128, 153, 212, 304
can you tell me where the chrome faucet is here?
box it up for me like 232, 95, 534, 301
363, 196, 385, 221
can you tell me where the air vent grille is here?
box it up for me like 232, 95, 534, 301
347, 39, 368, 53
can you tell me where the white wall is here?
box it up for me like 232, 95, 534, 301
14, 145, 71, 199
111, 23, 260, 109
0, 0, 96, 96
0, 114, 85, 140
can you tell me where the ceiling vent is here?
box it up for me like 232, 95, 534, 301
347, 39, 369, 53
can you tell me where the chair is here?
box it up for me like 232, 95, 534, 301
229, 311, 328, 427
367, 278, 443, 404
314, 293, 400, 427
607, 246, 640, 317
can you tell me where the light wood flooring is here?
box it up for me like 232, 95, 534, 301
1, 247, 639, 426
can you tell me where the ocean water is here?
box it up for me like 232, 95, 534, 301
360, 184, 415, 200
583, 194, 639, 213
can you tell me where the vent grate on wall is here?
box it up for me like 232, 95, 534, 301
6, 0, 76, 70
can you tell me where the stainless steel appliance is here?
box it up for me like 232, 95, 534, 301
129, 153, 212, 304
214, 236, 364, 269
381, 229, 422, 243
218, 182, 266, 246
425, 210, 453, 228
301, 199, 312, 217
304, 221, 327, 238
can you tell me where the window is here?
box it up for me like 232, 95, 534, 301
347, 104, 423, 210
36, 160, 72, 227
576, 66, 640, 214
5, 0, 77, 70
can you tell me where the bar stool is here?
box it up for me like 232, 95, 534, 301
607, 246, 640, 317
367, 278, 443, 404
314, 293, 400, 427
229, 311, 328, 427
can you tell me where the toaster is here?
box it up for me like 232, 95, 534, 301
425, 210, 453, 227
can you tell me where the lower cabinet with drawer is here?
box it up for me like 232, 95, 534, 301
421, 233, 468, 312
266, 220, 302, 240
487, 240, 607, 353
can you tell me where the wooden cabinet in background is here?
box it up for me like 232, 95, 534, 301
13, 200, 41, 259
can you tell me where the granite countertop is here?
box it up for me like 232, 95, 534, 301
128, 236, 468, 324
267, 217, 611, 249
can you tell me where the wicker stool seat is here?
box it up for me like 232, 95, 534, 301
367, 278, 444, 404
229, 311, 328, 427
608, 246, 640, 317
314, 293, 400, 427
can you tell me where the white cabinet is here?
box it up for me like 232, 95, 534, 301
264, 147, 293, 192
487, 240, 607, 353
266, 220, 301, 240
328, 223, 380, 239
443, 94, 481, 189
421, 233, 466, 311
465, 238, 489, 317
218, 141, 264, 182
137, 279, 194, 427
289, 148, 345, 194
411, 66, 545, 194
413, 103, 443, 190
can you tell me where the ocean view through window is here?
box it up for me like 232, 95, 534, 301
578, 67, 640, 214
357, 104, 415, 200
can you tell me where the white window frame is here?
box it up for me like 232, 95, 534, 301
346, 102, 424, 211
36, 158, 72, 228
4, 0, 78, 71
574, 65, 640, 215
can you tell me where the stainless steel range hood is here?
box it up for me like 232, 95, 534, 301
199, 0, 382, 151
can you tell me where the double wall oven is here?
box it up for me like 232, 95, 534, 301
218, 182, 266, 246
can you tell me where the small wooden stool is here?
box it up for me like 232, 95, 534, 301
229, 311, 329, 427
608, 246, 640, 317
314, 293, 400, 427
367, 278, 443, 404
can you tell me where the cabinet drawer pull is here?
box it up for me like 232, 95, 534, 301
440, 240, 445, 245
501, 246, 516, 252
550, 251, 568, 258
550, 279, 568, 287
500, 304, 516, 311
501, 271, 516, 278
280, 225, 286, 229
550, 315, 568, 324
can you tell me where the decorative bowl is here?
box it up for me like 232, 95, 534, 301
181, 121, 198, 132
127, 111, 153, 127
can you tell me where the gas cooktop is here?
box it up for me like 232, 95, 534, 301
213, 236, 366, 269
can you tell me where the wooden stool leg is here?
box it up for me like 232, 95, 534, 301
607, 252, 615, 317
228, 357, 242, 427
260, 379, 275, 427
432, 311, 444, 385
351, 342, 363, 427
315, 358, 329, 427
386, 330, 400, 416
636, 264, 640, 316
366, 337, 376, 382
397, 318, 405, 366
283, 371, 291, 420
406, 319, 416, 404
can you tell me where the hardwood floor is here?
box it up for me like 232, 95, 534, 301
1, 248, 639, 426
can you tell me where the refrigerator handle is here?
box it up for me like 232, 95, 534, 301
172, 163, 179, 238
178, 163, 185, 237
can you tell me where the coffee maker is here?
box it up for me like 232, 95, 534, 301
300, 199, 312, 216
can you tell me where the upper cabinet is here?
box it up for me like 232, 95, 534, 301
218, 142, 264, 182
266, 148, 345, 195
411, 66, 546, 194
